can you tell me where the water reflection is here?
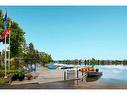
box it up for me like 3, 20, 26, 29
75, 74, 102, 86
75, 65, 127, 84
94, 65, 127, 84
55, 63, 127, 84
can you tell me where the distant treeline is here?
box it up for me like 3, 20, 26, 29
56, 58, 127, 65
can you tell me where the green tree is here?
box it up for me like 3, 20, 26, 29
90, 58, 97, 65
27, 43, 35, 58
39, 52, 53, 66
0, 10, 25, 69
0, 10, 25, 58
0, 10, 4, 35
0, 10, 53, 69
24, 43, 36, 64
10, 22, 25, 58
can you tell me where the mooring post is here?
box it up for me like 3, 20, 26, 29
64, 71, 66, 80
82, 71, 83, 76
81, 71, 84, 81
77, 69, 79, 78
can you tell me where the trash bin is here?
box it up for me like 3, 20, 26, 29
67, 70, 75, 80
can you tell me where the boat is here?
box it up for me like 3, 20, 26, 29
47, 64, 58, 70
61, 66, 74, 69
79, 67, 102, 77
86, 74, 102, 82
87, 71, 102, 77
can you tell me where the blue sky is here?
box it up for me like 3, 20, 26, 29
0, 6, 127, 60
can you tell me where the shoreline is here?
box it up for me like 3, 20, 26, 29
1, 79, 127, 89
1, 65, 127, 89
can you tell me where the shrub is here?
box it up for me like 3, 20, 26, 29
0, 78, 7, 85
0, 70, 30, 78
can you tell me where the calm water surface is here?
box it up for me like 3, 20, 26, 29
92, 65, 127, 84
59, 64, 127, 84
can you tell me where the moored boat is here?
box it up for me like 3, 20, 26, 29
79, 67, 102, 77
61, 66, 73, 69
47, 65, 58, 70
87, 72, 102, 77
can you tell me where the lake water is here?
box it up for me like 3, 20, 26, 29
92, 65, 127, 84
62, 64, 127, 84
55, 63, 127, 84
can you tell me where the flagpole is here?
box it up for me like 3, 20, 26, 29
8, 29, 10, 70
4, 9, 7, 78
4, 34, 7, 78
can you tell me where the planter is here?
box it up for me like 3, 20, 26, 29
11, 74, 19, 81
18, 74, 25, 81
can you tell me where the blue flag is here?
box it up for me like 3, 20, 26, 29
3, 11, 7, 29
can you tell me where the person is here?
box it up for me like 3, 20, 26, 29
32, 64, 36, 72
23, 65, 27, 70
28, 64, 32, 72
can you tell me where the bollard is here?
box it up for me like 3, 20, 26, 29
82, 71, 83, 76
64, 71, 66, 80
82, 72, 84, 81
77, 70, 79, 78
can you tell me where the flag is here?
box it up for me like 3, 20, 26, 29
0, 11, 12, 42
3, 11, 7, 30
2, 29, 7, 39
2, 22, 12, 39
0, 11, 7, 41
3, 11, 7, 22
1, 11, 8, 40
5, 22, 12, 38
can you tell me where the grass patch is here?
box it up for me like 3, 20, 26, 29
0, 78, 7, 85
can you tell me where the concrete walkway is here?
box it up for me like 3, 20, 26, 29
11, 66, 65, 85
36, 67, 64, 84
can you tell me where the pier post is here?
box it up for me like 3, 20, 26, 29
81, 72, 84, 81
64, 71, 66, 80
77, 69, 79, 78
82, 71, 83, 76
